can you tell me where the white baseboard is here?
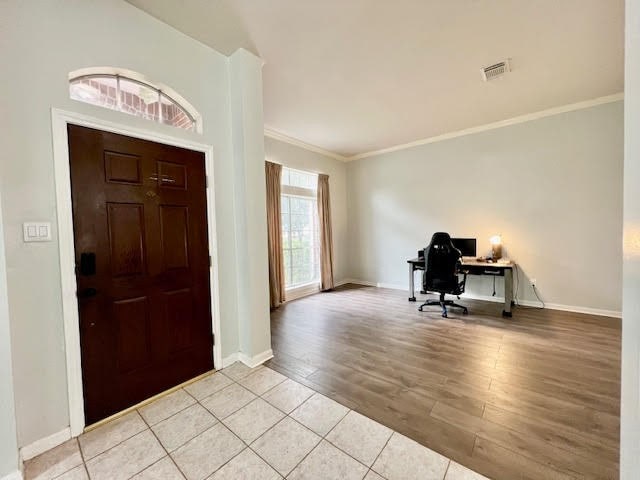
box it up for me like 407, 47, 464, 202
285, 283, 320, 301
339, 278, 377, 287
288, 278, 352, 295
376, 281, 405, 290
285, 278, 352, 298
223, 349, 274, 369
20, 427, 71, 462
342, 278, 402, 289
341, 280, 621, 318
239, 349, 274, 369
18, 347, 273, 464
1, 470, 22, 480
459, 292, 621, 318
221, 353, 240, 368
527, 300, 620, 318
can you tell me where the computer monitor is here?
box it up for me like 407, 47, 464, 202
451, 238, 477, 257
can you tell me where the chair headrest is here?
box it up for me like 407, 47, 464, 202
430, 232, 453, 247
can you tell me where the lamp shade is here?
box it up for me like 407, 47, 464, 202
490, 235, 502, 259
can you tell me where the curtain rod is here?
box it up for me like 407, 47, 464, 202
265, 159, 327, 177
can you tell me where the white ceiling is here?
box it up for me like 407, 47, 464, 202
127, 0, 624, 157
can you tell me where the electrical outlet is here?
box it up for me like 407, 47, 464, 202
530, 278, 537, 287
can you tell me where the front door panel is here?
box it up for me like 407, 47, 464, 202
68, 125, 213, 425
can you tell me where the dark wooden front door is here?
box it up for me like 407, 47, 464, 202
68, 125, 214, 424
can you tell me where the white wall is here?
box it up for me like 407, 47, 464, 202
621, 0, 640, 476
0, 195, 19, 480
264, 136, 349, 284
0, 0, 269, 448
346, 101, 623, 313
228, 50, 272, 362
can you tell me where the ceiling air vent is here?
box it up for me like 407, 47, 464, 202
481, 59, 511, 81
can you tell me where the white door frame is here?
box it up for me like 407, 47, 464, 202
51, 108, 223, 436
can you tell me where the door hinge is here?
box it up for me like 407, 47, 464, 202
209, 255, 212, 267
205, 175, 209, 188
211, 333, 215, 345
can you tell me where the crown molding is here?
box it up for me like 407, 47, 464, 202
345, 92, 624, 161
263, 93, 623, 163
264, 128, 348, 161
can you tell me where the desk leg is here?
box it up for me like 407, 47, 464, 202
503, 269, 513, 317
409, 265, 416, 302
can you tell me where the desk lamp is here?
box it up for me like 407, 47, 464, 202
490, 235, 502, 260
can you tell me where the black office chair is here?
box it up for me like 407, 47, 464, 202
419, 232, 468, 317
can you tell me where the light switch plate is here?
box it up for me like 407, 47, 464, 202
23, 222, 52, 242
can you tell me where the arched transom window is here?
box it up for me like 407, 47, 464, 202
69, 69, 201, 133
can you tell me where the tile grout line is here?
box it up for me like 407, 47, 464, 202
48, 438, 85, 480
90, 415, 148, 455
178, 370, 264, 478
217, 367, 338, 477
442, 459, 452, 480
74, 437, 92, 480
234, 368, 320, 477
367, 430, 394, 479
204, 420, 274, 477
202, 369, 298, 478
59, 363, 479, 480
279, 401, 365, 478
130, 455, 176, 480
79, 405, 188, 477
252, 367, 471, 479
131, 406, 191, 480
224, 367, 375, 478
77, 384, 229, 479
241, 365, 454, 479
74, 425, 162, 480
245, 374, 347, 476
246, 417, 304, 478
136, 390, 199, 436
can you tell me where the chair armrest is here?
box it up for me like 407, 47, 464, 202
458, 271, 467, 294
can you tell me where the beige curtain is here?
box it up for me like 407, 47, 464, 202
317, 174, 335, 290
265, 161, 286, 308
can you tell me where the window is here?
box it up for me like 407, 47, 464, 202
69, 70, 200, 132
281, 167, 320, 289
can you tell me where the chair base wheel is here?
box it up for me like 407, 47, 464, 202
418, 297, 468, 317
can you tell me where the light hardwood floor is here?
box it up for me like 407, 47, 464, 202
266, 284, 620, 480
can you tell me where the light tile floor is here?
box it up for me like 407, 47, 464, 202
24, 363, 490, 480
